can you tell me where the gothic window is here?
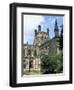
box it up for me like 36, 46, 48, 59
27, 49, 31, 56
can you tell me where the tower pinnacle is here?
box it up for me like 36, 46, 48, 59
38, 25, 41, 32
34, 29, 37, 36
54, 19, 59, 37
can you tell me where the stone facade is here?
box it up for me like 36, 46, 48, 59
22, 19, 62, 75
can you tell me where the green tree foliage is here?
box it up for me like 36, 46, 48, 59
41, 52, 63, 74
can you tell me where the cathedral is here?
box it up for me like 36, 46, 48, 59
22, 19, 63, 75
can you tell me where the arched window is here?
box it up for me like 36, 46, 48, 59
27, 49, 31, 56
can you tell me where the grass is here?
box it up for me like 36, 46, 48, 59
23, 69, 41, 75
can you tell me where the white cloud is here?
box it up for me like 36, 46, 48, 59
23, 15, 44, 44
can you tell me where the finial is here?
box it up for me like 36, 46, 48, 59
38, 25, 41, 32
34, 29, 37, 36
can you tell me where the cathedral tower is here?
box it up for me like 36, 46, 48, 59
33, 25, 49, 46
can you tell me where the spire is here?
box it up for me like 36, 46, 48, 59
38, 25, 41, 32
54, 19, 59, 37
47, 28, 49, 36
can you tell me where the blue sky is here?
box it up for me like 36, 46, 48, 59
23, 15, 63, 44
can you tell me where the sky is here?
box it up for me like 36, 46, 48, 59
23, 15, 63, 44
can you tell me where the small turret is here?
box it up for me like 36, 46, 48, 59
47, 28, 49, 36
38, 25, 41, 32
34, 29, 37, 36
54, 19, 59, 37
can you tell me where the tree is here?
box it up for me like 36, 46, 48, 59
40, 52, 63, 74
